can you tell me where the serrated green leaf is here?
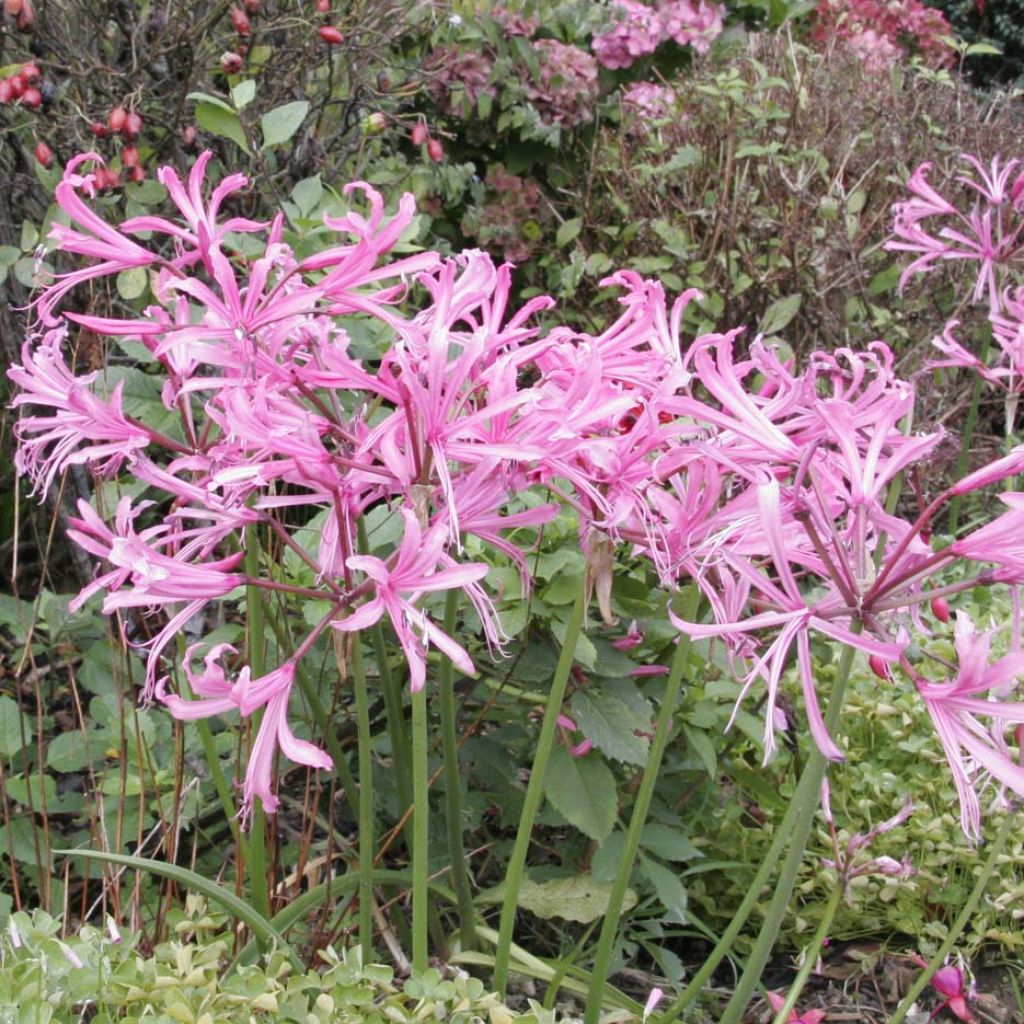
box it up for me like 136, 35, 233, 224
543, 746, 617, 842
261, 101, 310, 149
758, 293, 802, 336
556, 218, 582, 248
195, 101, 249, 153
116, 266, 148, 301
570, 688, 649, 766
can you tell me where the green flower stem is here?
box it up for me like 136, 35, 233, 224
439, 589, 478, 951
949, 325, 990, 537
411, 680, 429, 973
889, 808, 1016, 1024
351, 631, 375, 961
770, 879, 843, 1024
245, 526, 271, 927
584, 586, 699, 1024
493, 585, 588, 998
357, 521, 414, 829
717, 637, 859, 1024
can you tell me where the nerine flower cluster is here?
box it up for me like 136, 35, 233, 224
11, 150, 1024, 837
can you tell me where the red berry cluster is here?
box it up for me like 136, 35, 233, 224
86, 106, 146, 189
0, 62, 42, 107
411, 121, 444, 162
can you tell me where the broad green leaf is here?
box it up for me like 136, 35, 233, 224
187, 91, 235, 113
292, 174, 323, 217
570, 687, 650, 766
116, 266, 148, 301
47, 730, 111, 773
261, 101, 310, 150
556, 217, 582, 248
195, 101, 249, 153
231, 79, 256, 110
0, 245, 20, 268
516, 875, 636, 923
640, 823, 703, 862
641, 856, 688, 922
543, 746, 617, 842
758, 293, 802, 336
0, 696, 28, 758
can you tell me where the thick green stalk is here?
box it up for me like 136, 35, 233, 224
584, 588, 698, 1024
949, 326, 990, 536
351, 631, 375, 960
889, 809, 1016, 1024
439, 589, 478, 950
770, 880, 843, 1024
493, 586, 587, 997
411, 681, 430, 972
717, 639, 859, 1024
244, 527, 271, 926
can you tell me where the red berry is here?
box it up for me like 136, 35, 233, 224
20, 62, 39, 82
318, 24, 343, 44
3, 0, 22, 15
220, 51, 243, 74
315, 0, 330, 10
0, 80, 12, 104
123, 111, 142, 139
34, 140, 53, 168
869, 655, 891, 682
129, 165, 145, 183
121, 145, 139, 168
411, 122, 427, 146
8, 73, 25, 98
229, 6, 251, 36
931, 597, 951, 623
20, 85, 41, 108
105, 169, 122, 189
15, 0, 32, 28
427, 137, 444, 162
89, 120, 108, 137
243, 0, 259, 10
108, 106, 127, 133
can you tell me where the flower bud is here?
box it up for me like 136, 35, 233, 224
319, 24, 343, 44
869, 654, 890, 681
411, 121, 428, 146
34, 140, 53, 167
427, 137, 444, 162
229, 6, 251, 35
220, 51, 243, 74
931, 597, 950, 623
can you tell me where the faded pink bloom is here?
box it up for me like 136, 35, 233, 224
592, 0, 664, 69
765, 990, 826, 1024
556, 714, 594, 758
658, 0, 724, 53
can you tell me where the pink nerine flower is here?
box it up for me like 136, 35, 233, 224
914, 611, 1024, 839
333, 508, 491, 692
158, 645, 332, 821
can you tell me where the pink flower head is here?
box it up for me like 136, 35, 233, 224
333, 508, 491, 692
159, 645, 332, 821
658, 0, 724, 54
915, 611, 1024, 839
39, 154, 157, 324
8, 328, 152, 496
592, 1, 664, 69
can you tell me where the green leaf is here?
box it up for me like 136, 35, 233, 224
640, 824, 703, 862
116, 267, 148, 301
47, 730, 110, 773
641, 856, 688, 922
543, 746, 617, 842
261, 101, 310, 150
758, 293, 802, 336
195, 101, 249, 153
0, 697, 28, 758
20, 220, 38, 251
515, 875, 636, 923
292, 175, 323, 218
570, 687, 650, 766
0, 245, 21, 268
556, 218, 582, 248
57, 849, 304, 972
187, 91, 235, 112
231, 79, 257, 110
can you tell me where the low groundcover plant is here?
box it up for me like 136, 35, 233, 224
10, 149, 1024, 1019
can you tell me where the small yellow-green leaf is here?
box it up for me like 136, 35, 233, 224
261, 101, 310, 149
117, 267, 148, 301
